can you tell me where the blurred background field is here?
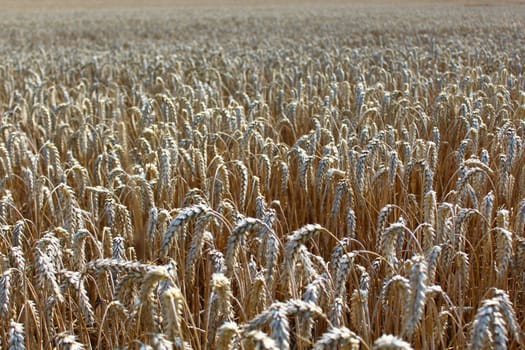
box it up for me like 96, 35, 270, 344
1, 0, 524, 10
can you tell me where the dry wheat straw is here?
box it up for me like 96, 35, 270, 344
2, 8, 525, 350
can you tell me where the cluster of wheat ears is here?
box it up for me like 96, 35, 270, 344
0, 5, 524, 350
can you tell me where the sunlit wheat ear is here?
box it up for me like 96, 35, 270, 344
515, 238, 525, 284
217, 161, 231, 199
138, 266, 167, 332
161, 202, 212, 257
185, 216, 213, 285
297, 147, 313, 190
283, 224, 325, 292
470, 299, 504, 350
34, 241, 64, 303
0, 190, 15, 221
233, 160, 249, 210
42, 141, 64, 181
99, 226, 113, 258
350, 287, 369, 339
247, 273, 266, 316
264, 230, 280, 291
54, 331, 85, 350
67, 163, 89, 199
313, 327, 360, 350
259, 153, 271, 193
328, 297, 345, 328
244, 303, 276, 333
193, 147, 206, 187
388, 150, 398, 186
334, 252, 355, 300
160, 286, 184, 342
87, 259, 152, 276
422, 190, 436, 227
345, 207, 357, 238
225, 217, 264, 276
331, 180, 348, 220
505, 128, 516, 171
296, 245, 320, 286
490, 288, 524, 346
373, 334, 413, 350
0, 268, 13, 319
208, 273, 234, 347
279, 160, 289, 197
355, 151, 368, 197
208, 248, 226, 274
422, 162, 434, 193
435, 203, 452, 245
316, 155, 334, 195
216, 321, 239, 350
331, 237, 350, 275
495, 208, 510, 230
427, 140, 438, 173
145, 206, 158, 245
12, 219, 26, 249
420, 223, 435, 253
0, 143, 12, 176
492, 227, 512, 279
376, 204, 396, 250
140, 267, 171, 304
131, 175, 155, 211
155, 333, 178, 350
285, 223, 324, 265
285, 299, 324, 340
381, 274, 409, 313
244, 300, 322, 349
241, 330, 276, 350
158, 148, 172, 200
9, 320, 26, 350
455, 166, 486, 200
514, 199, 525, 236
425, 245, 441, 284
61, 270, 95, 327
72, 228, 90, 270
8, 246, 25, 286
255, 194, 267, 219
269, 306, 290, 350
402, 255, 428, 339
380, 217, 406, 265
112, 235, 126, 260
302, 273, 329, 338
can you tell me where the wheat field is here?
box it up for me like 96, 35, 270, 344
0, 3, 525, 349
